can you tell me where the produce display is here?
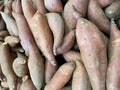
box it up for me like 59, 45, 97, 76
0, 0, 120, 90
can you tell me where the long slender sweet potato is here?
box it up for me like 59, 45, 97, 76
76, 18, 107, 90
30, 11, 56, 65
106, 21, 120, 90
44, 62, 75, 90
46, 13, 64, 55
105, 1, 120, 20
45, 60, 58, 84
63, 0, 88, 30
44, 0, 63, 12
88, 0, 110, 34
72, 60, 91, 90
0, 43, 17, 90
14, 0, 22, 14
1, 12, 18, 36
28, 40, 44, 90
13, 53, 28, 77
63, 50, 82, 62
56, 30, 75, 55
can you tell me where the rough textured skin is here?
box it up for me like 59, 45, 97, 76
46, 13, 64, 55
72, 60, 91, 90
106, 21, 120, 90
30, 11, 56, 65
44, 0, 63, 12
88, 0, 110, 34
76, 18, 107, 90
105, 1, 120, 20
44, 62, 76, 90
0, 43, 17, 90
63, 0, 88, 31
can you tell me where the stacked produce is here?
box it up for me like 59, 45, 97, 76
0, 0, 120, 90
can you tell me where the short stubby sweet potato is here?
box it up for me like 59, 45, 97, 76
105, 1, 120, 20
106, 21, 120, 90
76, 18, 107, 90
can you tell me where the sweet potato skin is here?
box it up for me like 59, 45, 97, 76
106, 21, 120, 90
76, 18, 107, 90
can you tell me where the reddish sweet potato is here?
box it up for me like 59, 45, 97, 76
72, 60, 91, 90
88, 0, 110, 34
46, 13, 64, 55
0, 43, 17, 90
76, 18, 107, 90
45, 60, 58, 83
30, 11, 56, 65
14, 0, 22, 14
63, 0, 88, 30
106, 21, 120, 90
44, 0, 63, 12
44, 62, 75, 90
105, 1, 120, 20
63, 50, 82, 62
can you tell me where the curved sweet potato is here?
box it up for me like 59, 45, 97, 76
76, 18, 107, 90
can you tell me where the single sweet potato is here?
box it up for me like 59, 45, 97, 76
44, 0, 63, 12
0, 43, 17, 90
46, 12, 64, 55
88, 0, 110, 34
72, 60, 91, 90
30, 11, 56, 65
44, 62, 75, 90
106, 21, 120, 90
76, 18, 107, 90
14, 0, 22, 14
105, 1, 120, 20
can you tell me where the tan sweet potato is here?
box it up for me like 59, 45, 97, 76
105, 1, 120, 20
72, 60, 91, 90
4, 36, 19, 47
76, 18, 107, 90
46, 13, 64, 55
0, 43, 17, 90
44, 62, 75, 90
44, 0, 63, 12
88, 0, 110, 35
30, 11, 56, 65
28, 40, 44, 90
13, 53, 28, 77
45, 60, 58, 84
1, 12, 18, 36
56, 30, 75, 55
106, 21, 120, 90
63, 50, 82, 62
63, 0, 89, 30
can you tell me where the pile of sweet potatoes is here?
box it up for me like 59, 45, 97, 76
0, 0, 120, 90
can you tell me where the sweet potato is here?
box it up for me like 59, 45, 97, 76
88, 0, 110, 35
12, 12, 34, 56
13, 53, 28, 77
28, 40, 44, 90
44, 62, 75, 90
76, 18, 107, 90
44, 0, 63, 12
1, 12, 18, 36
105, 1, 120, 20
21, 79, 36, 90
106, 21, 120, 90
72, 60, 91, 90
63, 0, 88, 30
98, 0, 119, 8
45, 60, 58, 83
116, 18, 120, 29
0, 43, 17, 90
14, 0, 22, 14
56, 30, 75, 55
61, 86, 72, 90
63, 50, 82, 62
21, 0, 35, 25
4, 36, 19, 47
30, 11, 56, 65
46, 13, 64, 55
